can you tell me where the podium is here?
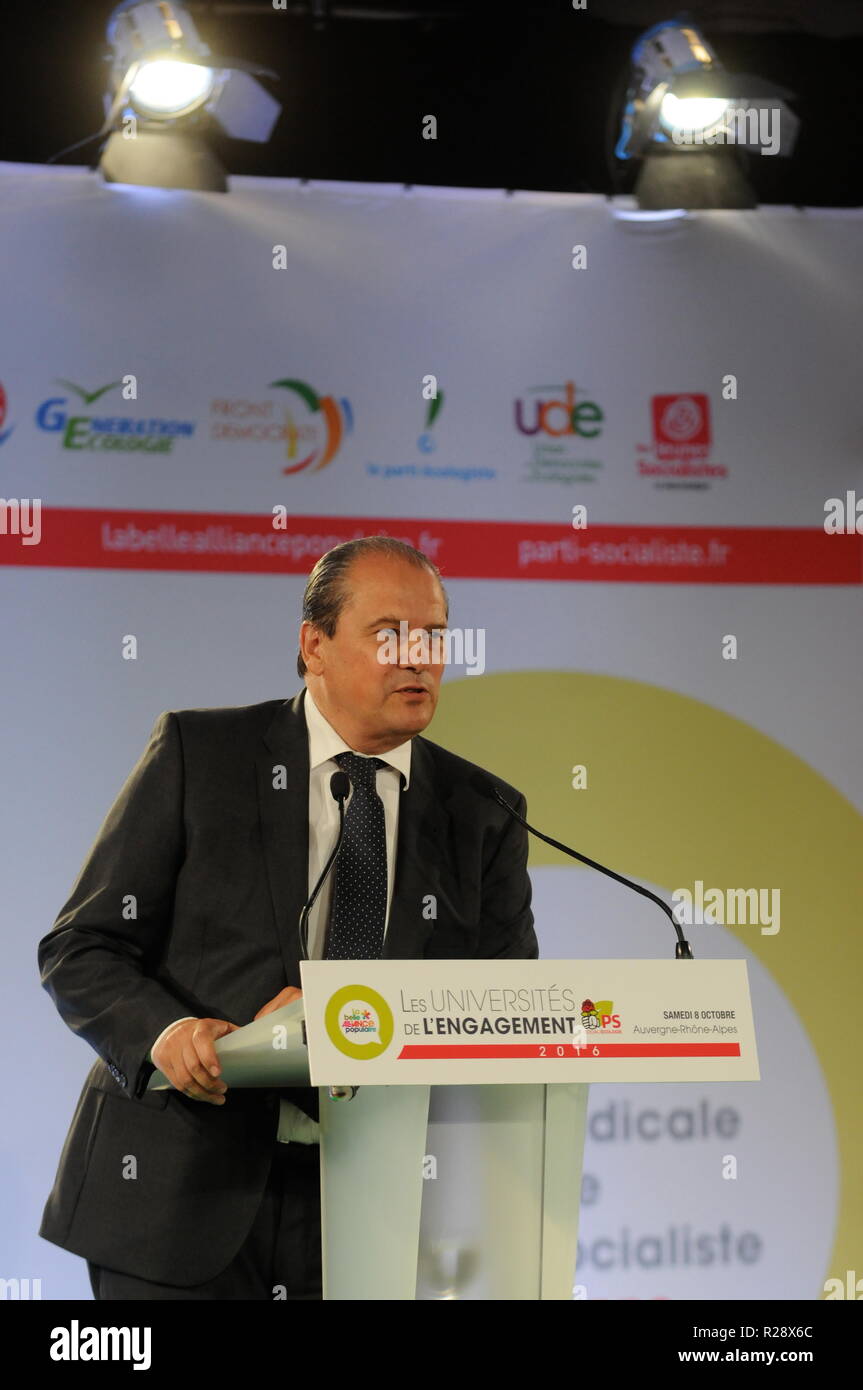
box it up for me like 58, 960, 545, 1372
319, 1079, 589, 1300
149, 957, 758, 1299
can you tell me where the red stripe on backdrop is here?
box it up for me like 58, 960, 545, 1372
396, 1042, 742, 1059
1, 507, 860, 583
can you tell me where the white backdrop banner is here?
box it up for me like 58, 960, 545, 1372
1, 163, 861, 1301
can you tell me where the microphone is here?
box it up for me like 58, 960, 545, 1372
297, 770, 351, 960
291, 772, 360, 1105
490, 784, 694, 960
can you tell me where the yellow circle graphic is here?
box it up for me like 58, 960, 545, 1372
325, 984, 394, 1060
431, 670, 863, 1294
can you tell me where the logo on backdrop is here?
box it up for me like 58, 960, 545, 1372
514, 380, 605, 484
0, 381, 15, 445
365, 384, 497, 483
324, 985, 394, 1060
581, 998, 622, 1031
418, 388, 444, 454
35, 380, 196, 454
636, 393, 727, 488
209, 378, 353, 476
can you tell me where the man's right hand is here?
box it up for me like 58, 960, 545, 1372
150, 1018, 239, 1104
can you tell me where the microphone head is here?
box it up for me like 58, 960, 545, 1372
468, 771, 511, 811
330, 770, 351, 802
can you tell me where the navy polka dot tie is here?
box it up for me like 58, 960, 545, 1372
324, 751, 388, 960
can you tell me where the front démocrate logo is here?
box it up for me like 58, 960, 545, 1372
581, 998, 621, 1031
209, 378, 353, 476
325, 985, 394, 1060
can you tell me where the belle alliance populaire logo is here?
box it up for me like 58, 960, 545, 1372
325, 985, 394, 1060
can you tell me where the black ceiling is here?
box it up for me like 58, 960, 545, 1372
2, 0, 861, 205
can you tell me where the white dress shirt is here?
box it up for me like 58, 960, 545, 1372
149, 686, 412, 1143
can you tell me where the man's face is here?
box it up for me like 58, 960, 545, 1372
300, 554, 448, 753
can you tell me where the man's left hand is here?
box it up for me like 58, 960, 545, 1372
253, 986, 303, 1020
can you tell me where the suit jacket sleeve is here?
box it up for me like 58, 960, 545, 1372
38, 711, 198, 1099
478, 791, 538, 959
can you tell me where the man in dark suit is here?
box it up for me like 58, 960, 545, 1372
38, 536, 537, 1299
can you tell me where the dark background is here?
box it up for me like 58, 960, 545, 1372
2, 0, 862, 205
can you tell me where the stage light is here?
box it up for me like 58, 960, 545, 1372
613, 17, 799, 210
659, 93, 729, 139
99, 0, 281, 192
615, 20, 730, 161
127, 59, 216, 119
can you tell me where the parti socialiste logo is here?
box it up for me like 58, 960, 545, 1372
581, 998, 622, 1031
636, 392, 727, 487
209, 378, 353, 476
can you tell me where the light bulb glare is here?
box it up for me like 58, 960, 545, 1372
129, 60, 214, 117
660, 93, 729, 135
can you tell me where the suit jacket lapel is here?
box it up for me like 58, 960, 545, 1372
257, 688, 309, 985
384, 735, 450, 960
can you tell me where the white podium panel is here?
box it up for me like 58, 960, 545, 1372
416, 1083, 589, 1300
318, 1084, 430, 1300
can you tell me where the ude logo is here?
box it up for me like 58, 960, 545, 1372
514, 380, 606, 485
325, 985, 394, 1061
514, 381, 604, 439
